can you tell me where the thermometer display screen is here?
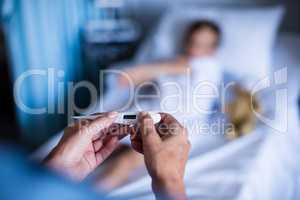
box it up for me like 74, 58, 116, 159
123, 115, 137, 120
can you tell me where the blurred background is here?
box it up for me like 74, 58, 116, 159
0, 0, 299, 150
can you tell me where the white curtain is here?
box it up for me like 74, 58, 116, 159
1, 0, 91, 145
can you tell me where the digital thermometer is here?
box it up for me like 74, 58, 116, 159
72, 112, 161, 125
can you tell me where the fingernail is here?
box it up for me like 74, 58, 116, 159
108, 111, 118, 118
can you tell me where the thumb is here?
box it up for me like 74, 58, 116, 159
79, 112, 118, 141
139, 112, 161, 150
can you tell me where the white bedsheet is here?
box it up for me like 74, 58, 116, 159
108, 103, 299, 200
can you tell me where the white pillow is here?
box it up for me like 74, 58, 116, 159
135, 5, 284, 79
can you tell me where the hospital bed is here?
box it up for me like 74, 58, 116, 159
104, 32, 300, 200
32, 5, 300, 200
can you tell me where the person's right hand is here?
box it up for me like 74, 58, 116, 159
130, 112, 190, 200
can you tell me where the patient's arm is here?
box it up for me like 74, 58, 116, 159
118, 57, 188, 87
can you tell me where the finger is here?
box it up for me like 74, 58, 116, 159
95, 136, 119, 165
93, 139, 103, 152
157, 113, 184, 137
84, 112, 118, 139
72, 119, 91, 131
139, 112, 161, 148
93, 124, 130, 154
109, 124, 131, 140
93, 123, 122, 141
130, 125, 140, 142
159, 113, 181, 126
131, 140, 143, 154
130, 127, 143, 153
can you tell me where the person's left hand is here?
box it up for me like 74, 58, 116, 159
44, 112, 129, 181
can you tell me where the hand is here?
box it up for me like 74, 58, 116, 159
130, 112, 190, 200
44, 112, 128, 181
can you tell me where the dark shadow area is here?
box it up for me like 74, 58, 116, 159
0, 27, 20, 143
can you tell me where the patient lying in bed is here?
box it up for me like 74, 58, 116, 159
95, 20, 260, 190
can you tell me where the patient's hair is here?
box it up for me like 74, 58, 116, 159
183, 20, 221, 47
